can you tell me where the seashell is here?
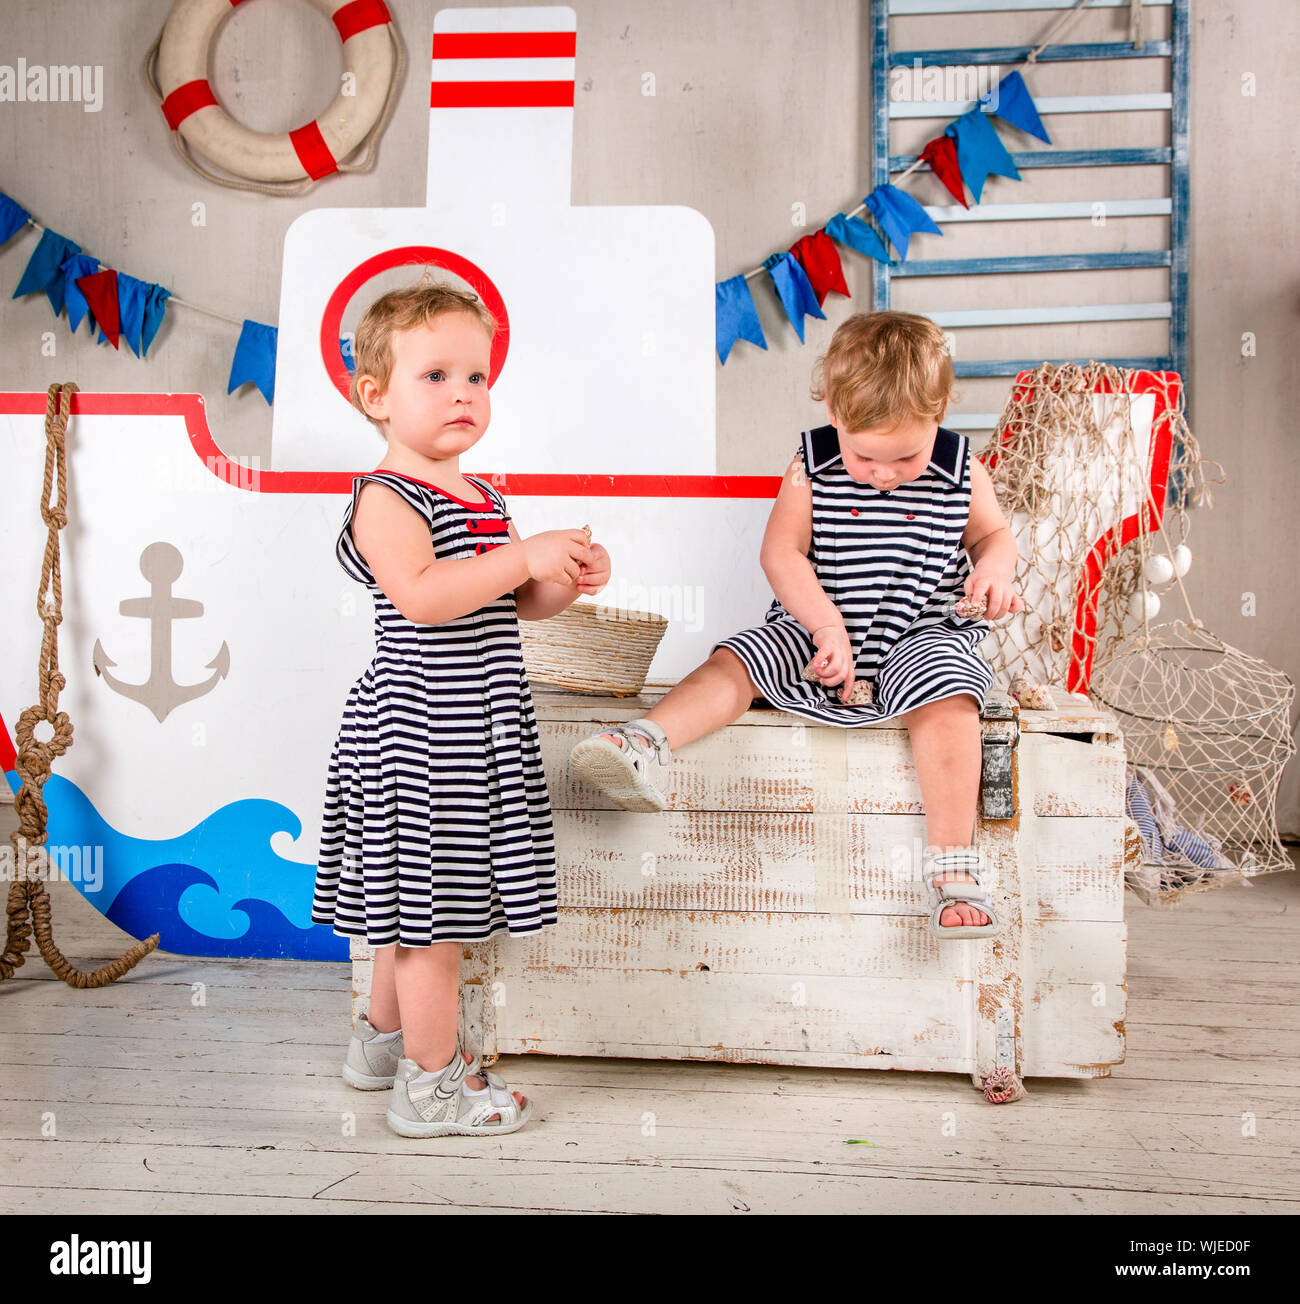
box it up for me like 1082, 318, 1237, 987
1172, 544, 1192, 578
1228, 780, 1254, 807
1162, 724, 1179, 753
1010, 673, 1054, 711
804, 665, 873, 704
954, 594, 988, 619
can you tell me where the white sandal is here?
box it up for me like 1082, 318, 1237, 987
923, 849, 1000, 940
387, 1047, 534, 1137
567, 717, 672, 812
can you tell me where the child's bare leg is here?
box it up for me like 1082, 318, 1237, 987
900, 694, 986, 928
369, 943, 400, 1031
602, 648, 759, 752
394, 942, 524, 1118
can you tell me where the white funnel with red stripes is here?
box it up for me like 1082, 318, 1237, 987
271, 5, 715, 476
428, 6, 575, 207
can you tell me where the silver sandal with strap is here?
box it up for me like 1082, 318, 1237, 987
923, 848, 1000, 940
386, 1047, 534, 1137
567, 717, 673, 812
343, 1012, 481, 1090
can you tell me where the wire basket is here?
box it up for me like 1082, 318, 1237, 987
519, 600, 669, 697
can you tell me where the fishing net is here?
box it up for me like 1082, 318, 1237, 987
976, 362, 1213, 694
977, 362, 1295, 904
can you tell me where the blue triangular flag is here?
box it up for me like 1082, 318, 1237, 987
763, 252, 825, 343
864, 185, 943, 261
0, 191, 31, 246
59, 254, 101, 333
982, 70, 1051, 144
115, 272, 150, 357
13, 228, 81, 316
228, 319, 278, 404
946, 109, 1021, 204
140, 283, 171, 357
715, 275, 767, 364
825, 212, 892, 263
340, 335, 356, 374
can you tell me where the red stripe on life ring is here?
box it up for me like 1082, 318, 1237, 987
289, 121, 338, 179
160, 79, 220, 130
333, 0, 391, 42
430, 80, 575, 108
432, 31, 577, 58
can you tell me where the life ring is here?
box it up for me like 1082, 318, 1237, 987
151, 0, 398, 189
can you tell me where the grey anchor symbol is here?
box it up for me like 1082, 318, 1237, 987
92, 542, 231, 723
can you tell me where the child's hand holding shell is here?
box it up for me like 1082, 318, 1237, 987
575, 525, 610, 595
803, 622, 865, 704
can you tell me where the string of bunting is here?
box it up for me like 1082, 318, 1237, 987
0, 186, 332, 405
715, 68, 1051, 363
0, 67, 1052, 392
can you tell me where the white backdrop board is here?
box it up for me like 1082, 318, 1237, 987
0, 396, 771, 960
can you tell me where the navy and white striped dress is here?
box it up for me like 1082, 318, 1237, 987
312, 470, 558, 947
712, 424, 994, 726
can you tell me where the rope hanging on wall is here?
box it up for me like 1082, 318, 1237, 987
0, 382, 161, 986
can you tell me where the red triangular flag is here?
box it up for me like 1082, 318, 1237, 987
75, 269, 121, 348
789, 231, 850, 306
921, 134, 969, 208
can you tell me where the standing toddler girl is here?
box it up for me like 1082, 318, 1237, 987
312, 277, 609, 1135
569, 311, 1022, 937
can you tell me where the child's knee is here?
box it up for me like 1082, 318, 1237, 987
709, 647, 760, 702
903, 693, 979, 726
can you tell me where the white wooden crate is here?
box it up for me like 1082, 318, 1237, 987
350, 683, 1127, 1090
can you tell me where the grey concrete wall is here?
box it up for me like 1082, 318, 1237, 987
1, 0, 1296, 829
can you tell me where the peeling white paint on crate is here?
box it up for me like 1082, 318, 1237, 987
350, 686, 1128, 1085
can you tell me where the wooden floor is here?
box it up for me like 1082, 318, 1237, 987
1, 805, 1296, 1214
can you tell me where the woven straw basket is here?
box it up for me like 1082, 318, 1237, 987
519, 601, 668, 697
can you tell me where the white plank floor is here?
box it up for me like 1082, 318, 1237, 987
1, 797, 1296, 1215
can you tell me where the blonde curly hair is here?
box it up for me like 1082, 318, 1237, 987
810, 310, 953, 432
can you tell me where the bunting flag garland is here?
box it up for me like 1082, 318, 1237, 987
116, 271, 151, 357
1, 188, 190, 373
76, 269, 121, 348
716, 64, 1051, 362
825, 212, 891, 264
865, 185, 943, 261
0, 192, 30, 245
946, 108, 1022, 204
789, 231, 850, 306
984, 70, 1052, 144
228, 319, 278, 405
920, 134, 969, 208
60, 253, 101, 332
715, 274, 768, 364
3, 62, 1054, 385
764, 251, 826, 343
14, 227, 81, 315
141, 282, 171, 356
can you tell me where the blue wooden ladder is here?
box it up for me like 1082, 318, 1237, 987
871, 0, 1190, 440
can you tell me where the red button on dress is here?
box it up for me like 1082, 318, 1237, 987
906, 513, 916, 520
850, 509, 859, 516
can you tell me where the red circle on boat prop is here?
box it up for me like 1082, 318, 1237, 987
319, 246, 510, 402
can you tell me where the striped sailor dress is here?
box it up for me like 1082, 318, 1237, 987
712, 423, 994, 727
312, 470, 558, 947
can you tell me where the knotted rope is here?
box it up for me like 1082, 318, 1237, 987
0, 382, 160, 985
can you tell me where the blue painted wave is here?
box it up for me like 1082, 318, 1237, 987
4, 769, 347, 961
